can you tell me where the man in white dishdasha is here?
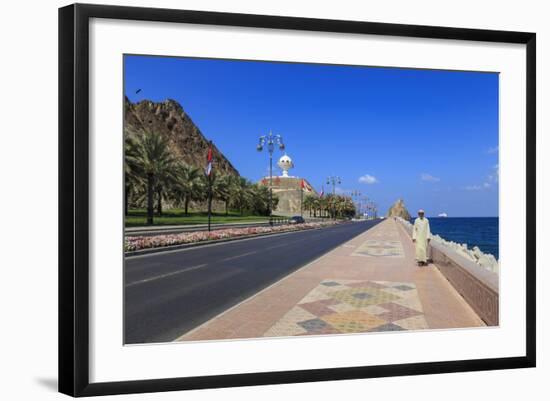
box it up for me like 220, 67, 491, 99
412, 209, 431, 266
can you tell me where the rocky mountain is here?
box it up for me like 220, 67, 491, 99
124, 97, 239, 176
387, 199, 411, 220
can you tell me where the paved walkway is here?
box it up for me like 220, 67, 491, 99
176, 218, 484, 341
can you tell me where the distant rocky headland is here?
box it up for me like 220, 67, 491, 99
386, 199, 411, 220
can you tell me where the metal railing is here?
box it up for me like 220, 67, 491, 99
271, 217, 290, 225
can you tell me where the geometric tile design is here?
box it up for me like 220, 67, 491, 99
394, 284, 415, 291
352, 240, 404, 258
263, 279, 429, 338
369, 230, 400, 240
377, 302, 422, 322
330, 287, 401, 308
369, 322, 406, 332
321, 281, 341, 287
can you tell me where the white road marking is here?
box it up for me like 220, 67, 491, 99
220, 251, 258, 262
126, 264, 207, 287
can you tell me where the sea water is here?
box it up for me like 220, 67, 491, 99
411, 217, 499, 259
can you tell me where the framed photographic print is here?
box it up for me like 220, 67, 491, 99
58, 3, 536, 397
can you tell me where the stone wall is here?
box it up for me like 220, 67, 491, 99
258, 177, 317, 216
430, 242, 499, 326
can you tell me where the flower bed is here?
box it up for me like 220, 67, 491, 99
125, 221, 343, 252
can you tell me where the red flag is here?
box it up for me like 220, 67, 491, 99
319, 185, 324, 198
205, 141, 213, 176
300, 179, 305, 189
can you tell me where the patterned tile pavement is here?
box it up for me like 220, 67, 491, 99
352, 239, 404, 258
263, 279, 428, 337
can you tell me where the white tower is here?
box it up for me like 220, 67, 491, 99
277, 154, 294, 177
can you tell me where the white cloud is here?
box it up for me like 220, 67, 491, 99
358, 174, 378, 184
464, 185, 483, 191
488, 163, 499, 183
420, 173, 440, 182
464, 182, 491, 191
487, 146, 499, 154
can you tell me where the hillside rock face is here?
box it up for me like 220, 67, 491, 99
387, 199, 411, 220
124, 97, 239, 176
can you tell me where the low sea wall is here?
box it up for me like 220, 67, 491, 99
396, 218, 499, 326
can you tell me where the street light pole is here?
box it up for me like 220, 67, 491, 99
205, 140, 214, 231
326, 176, 341, 195
326, 176, 341, 219
362, 196, 369, 219
257, 131, 285, 226
351, 190, 361, 218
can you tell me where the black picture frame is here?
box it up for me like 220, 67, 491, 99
59, 3, 536, 397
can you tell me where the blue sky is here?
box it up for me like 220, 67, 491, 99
125, 55, 499, 217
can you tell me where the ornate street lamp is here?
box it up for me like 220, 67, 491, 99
326, 176, 341, 219
326, 176, 341, 195
257, 131, 285, 226
361, 196, 370, 218
350, 190, 362, 218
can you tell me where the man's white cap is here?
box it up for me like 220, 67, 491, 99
418, 209, 425, 213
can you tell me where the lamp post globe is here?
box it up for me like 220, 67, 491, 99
257, 131, 285, 226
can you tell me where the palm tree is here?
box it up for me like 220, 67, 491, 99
125, 129, 177, 224
311, 197, 320, 217
154, 165, 181, 216
212, 174, 233, 215
303, 195, 315, 217
327, 195, 356, 218
230, 177, 254, 216
172, 163, 204, 215
249, 184, 273, 216
124, 135, 141, 216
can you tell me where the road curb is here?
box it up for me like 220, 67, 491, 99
125, 220, 281, 237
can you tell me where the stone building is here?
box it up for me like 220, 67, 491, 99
258, 154, 317, 216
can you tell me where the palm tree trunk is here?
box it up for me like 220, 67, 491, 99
225, 200, 229, 216
147, 173, 154, 225
125, 185, 129, 217
184, 197, 189, 215
156, 187, 162, 216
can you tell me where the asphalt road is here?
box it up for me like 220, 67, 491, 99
124, 219, 381, 344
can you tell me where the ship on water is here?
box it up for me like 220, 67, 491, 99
438, 212, 448, 218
